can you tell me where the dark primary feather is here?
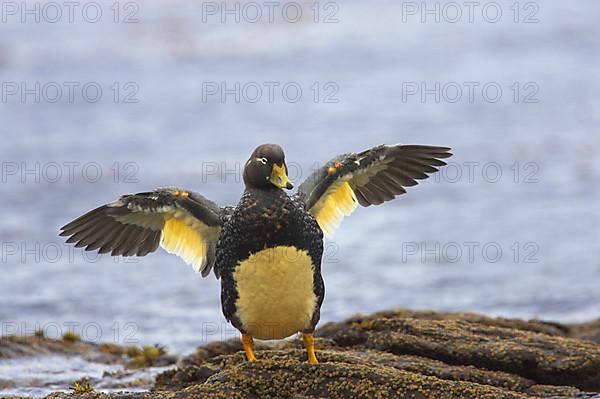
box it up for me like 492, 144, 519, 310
297, 144, 452, 210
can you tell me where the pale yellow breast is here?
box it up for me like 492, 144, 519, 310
233, 246, 317, 340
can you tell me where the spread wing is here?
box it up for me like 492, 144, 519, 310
296, 144, 452, 237
60, 188, 223, 277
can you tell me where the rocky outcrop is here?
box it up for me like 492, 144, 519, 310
148, 309, 600, 398
0, 335, 176, 368
3, 309, 600, 398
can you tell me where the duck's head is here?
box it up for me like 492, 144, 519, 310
243, 144, 293, 190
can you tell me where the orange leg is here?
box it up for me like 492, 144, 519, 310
242, 334, 256, 362
303, 333, 319, 364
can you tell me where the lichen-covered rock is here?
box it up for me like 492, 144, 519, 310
0, 335, 113, 363
147, 309, 600, 398
168, 350, 534, 399
10, 309, 600, 399
0, 335, 176, 368
568, 320, 600, 344
317, 311, 600, 390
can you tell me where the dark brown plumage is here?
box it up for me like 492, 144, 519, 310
60, 143, 452, 363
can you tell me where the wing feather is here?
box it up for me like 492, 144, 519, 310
60, 188, 223, 277
353, 188, 371, 207
297, 144, 452, 237
97, 225, 128, 254
311, 180, 358, 237
111, 225, 141, 257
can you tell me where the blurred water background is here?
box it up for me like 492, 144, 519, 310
0, 0, 599, 364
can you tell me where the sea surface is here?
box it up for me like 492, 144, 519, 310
0, 1, 599, 395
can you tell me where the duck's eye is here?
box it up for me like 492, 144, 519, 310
258, 157, 268, 165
